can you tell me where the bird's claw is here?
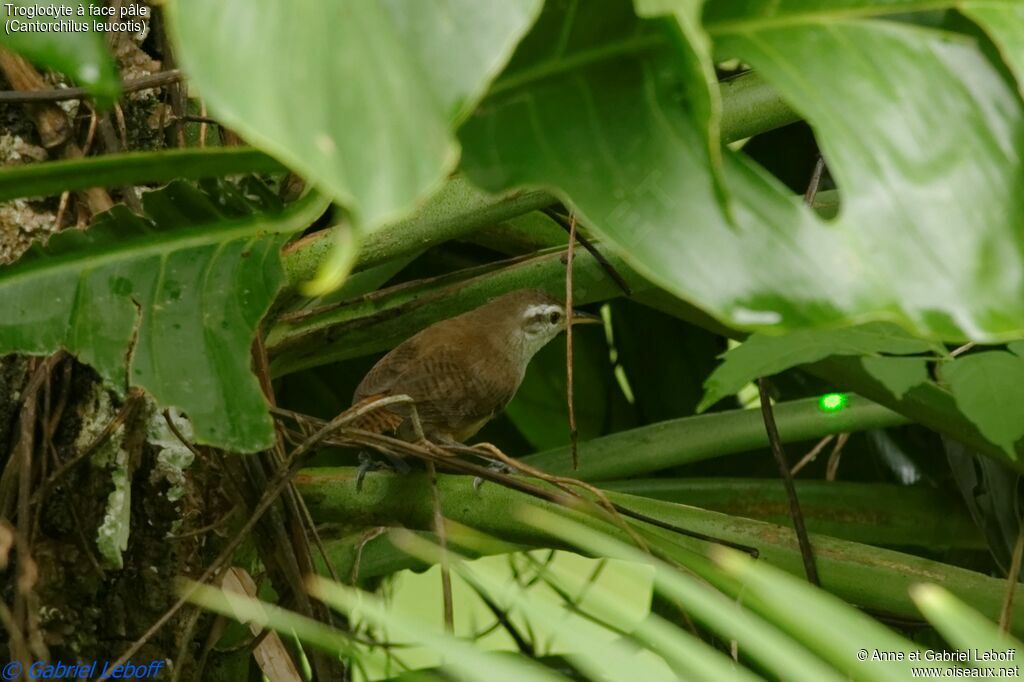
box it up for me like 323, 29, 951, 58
355, 451, 411, 492
473, 460, 517, 493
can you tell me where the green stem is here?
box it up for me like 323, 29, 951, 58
522, 395, 908, 479
0, 148, 285, 202
267, 246, 648, 375
295, 469, 1023, 633
280, 178, 552, 287
316, 476, 981, 583
600, 478, 982, 550
720, 71, 803, 143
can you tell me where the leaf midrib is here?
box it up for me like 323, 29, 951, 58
0, 192, 328, 287
487, 34, 666, 97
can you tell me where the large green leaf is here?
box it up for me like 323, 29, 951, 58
635, 0, 725, 196
699, 323, 937, 411
0, 181, 327, 451
0, 1, 118, 103
942, 351, 1024, 458
168, 0, 541, 232
459, 0, 1024, 341
859, 356, 930, 401
955, 3, 1024, 91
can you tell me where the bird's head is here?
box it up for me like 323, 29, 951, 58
479, 289, 602, 359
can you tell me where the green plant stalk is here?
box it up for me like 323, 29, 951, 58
599, 478, 982, 549
295, 469, 1024, 634
319, 528, 526, 585
268, 233, 1020, 468
523, 394, 907, 479
281, 178, 552, 287
719, 71, 804, 144
317, 476, 981, 583
0, 148, 286, 202
267, 246, 649, 375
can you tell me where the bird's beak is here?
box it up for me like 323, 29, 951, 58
569, 311, 603, 326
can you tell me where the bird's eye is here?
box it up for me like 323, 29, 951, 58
549, 311, 562, 324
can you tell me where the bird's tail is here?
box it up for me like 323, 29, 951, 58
345, 394, 405, 435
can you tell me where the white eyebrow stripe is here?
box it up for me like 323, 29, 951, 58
522, 304, 560, 319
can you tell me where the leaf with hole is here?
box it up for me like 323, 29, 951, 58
168, 0, 541, 232
460, 0, 1024, 341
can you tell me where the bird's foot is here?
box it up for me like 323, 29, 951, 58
355, 451, 410, 492
473, 460, 517, 493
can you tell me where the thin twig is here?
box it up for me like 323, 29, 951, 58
464, 570, 535, 654
950, 342, 976, 358
545, 208, 632, 296
271, 408, 760, 557
166, 509, 237, 541
565, 213, 580, 471
0, 69, 184, 103
803, 156, 826, 205
427, 461, 454, 634
349, 527, 387, 584
1000, 522, 1024, 632
67, 496, 104, 578
12, 355, 59, 661
31, 390, 140, 506
757, 379, 819, 585
292, 488, 342, 584
198, 100, 209, 148
825, 433, 849, 482
790, 434, 835, 477
163, 410, 203, 460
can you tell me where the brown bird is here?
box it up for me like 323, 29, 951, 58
352, 288, 600, 445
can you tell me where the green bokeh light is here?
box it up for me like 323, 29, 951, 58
819, 393, 848, 413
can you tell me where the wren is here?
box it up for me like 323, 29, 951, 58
352, 288, 600, 445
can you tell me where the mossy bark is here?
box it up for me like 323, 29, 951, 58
0, 355, 234, 676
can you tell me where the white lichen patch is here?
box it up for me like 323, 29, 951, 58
147, 407, 195, 503
75, 385, 123, 469
96, 450, 131, 569
1, 133, 47, 165
74, 384, 133, 569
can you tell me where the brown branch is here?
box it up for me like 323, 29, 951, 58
757, 379, 819, 585
271, 408, 758, 556
1000, 522, 1024, 632
565, 213, 580, 471
546, 208, 632, 296
0, 69, 184, 104
427, 461, 454, 634
30, 389, 141, 506
803, 155, 826, 206
0, 49, 113, 215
